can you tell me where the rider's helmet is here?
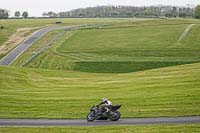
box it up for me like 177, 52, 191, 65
102, 97, 108, 102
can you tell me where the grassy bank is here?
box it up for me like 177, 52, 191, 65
0, 62, 200, 118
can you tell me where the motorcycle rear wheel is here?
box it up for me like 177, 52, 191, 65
109, 111, 121, 121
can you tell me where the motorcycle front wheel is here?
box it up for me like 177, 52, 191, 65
109, 111, 121, 121
87, 112, 96, 122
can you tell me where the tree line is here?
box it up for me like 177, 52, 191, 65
14, 11, 29, 18
43, 5, 200, 19
0, 10, 29, 19
1, 5, 200, 19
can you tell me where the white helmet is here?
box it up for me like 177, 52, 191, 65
102, 97, 108, 102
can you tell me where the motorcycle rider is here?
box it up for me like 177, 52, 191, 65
99, 97, 112, 112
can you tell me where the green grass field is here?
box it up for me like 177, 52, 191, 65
0, 18, 138, 46
1, 125, 200, 133
1, 62, 200, 118
0, 18, 131, 58
13, 19, 200, 73
12, 29, 65, 66
1, 18, 200, 121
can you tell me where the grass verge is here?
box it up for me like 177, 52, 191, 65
0, 124, 200, 133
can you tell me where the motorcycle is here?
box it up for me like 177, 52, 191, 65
87, 105, 121, 122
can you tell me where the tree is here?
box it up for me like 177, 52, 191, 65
0, 9, 9, 19
15, 11, 21, 18
171, 7, 177, 17
5, 12, 9, 18
46, 11, 56, 17
179, 12, 186, 18
57, 12, 65, 17
42, 12, 48, 17
195, 5, 200, 19
22, 11, 28, 18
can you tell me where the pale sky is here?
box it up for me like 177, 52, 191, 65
1, 0, 200, 17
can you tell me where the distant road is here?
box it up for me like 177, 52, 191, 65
0, 116, 199, 126
0, 26, 74, 66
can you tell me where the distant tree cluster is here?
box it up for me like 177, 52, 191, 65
14, 11, 29, 18
0, 9, 9, 19
42, 11, 57, 18
43, 5, 195, 18
195, 5, 200, 19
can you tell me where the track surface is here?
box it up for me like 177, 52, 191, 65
0, 26, 73, 65
0, 116, 199, 126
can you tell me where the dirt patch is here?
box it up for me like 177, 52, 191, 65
0, 27, 40, 56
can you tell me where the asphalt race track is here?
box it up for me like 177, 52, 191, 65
0, 26, 73, 66
0, 116, 199, 126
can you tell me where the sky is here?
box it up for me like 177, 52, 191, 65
1, 0, 200, 17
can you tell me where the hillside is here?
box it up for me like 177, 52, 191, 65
13, 19, 200, 73
0, 18, 125, 58
0, 62, 199, 118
